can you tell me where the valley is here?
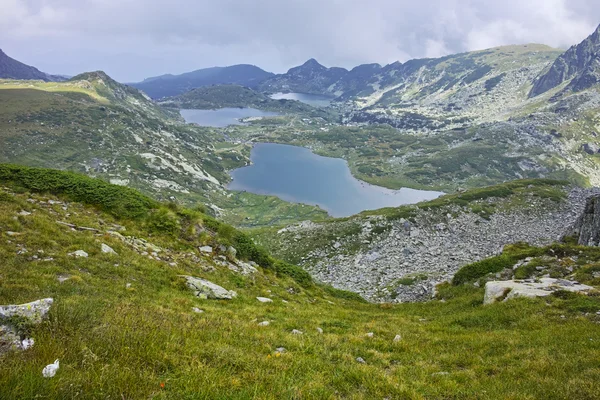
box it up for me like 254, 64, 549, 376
1, 19, 600, 398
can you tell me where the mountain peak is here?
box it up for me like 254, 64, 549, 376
301, 58, 325, 69
530, 24, 600, 97
69, 71, 113, 82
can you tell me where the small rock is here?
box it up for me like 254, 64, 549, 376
126, 283, 132, 289
316, 327, 323, 334
192, 307, 204, 314
57, 275, 71, 283
101, 243, 117, 255
258, 321, 270, 326
42, 359, 59, 378
432, 371, 449, 376
356, 357, 366, 364
18, 211, 31, 216
393, 334, 402, 342
199, 246, 213, 254
181, 276, 237, 300
275, 347, 286, 354
69, 250, 88, 258
256, 297, 273, 303
366, 332, 374, 338
291, 329, 303, 335
20, 338, 34, 350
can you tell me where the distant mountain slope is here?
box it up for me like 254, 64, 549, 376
530, 24, 600, 97
259, 59, 349, 95
0, 49, 65, 81
131, 65, 274, 98
160, 84, 330, 116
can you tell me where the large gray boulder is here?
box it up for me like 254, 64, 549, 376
572, 195, 600, 246
0, 298, 53, 353
181, 276, 237, 300
484, 279, 594, 304
0, 298, 54, 324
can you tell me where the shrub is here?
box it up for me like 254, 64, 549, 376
0, 164, 157, 219
146, 208, 180, 236
322, 285, 367, 302
273, 260, 313, 288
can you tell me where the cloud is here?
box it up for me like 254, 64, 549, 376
1, 0, 599, 81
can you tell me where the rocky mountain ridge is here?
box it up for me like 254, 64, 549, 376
530, 24, 600, 97
0, 49, 65, 82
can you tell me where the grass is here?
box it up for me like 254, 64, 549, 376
0, 175, 600, 398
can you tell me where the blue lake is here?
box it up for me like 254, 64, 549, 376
228, 143, 444, 217
180, 108, 279, 127
270, 92, 333, 107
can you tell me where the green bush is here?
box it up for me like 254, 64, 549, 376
273, 260, 313, 288
322, 285, 367, 302
146, 208, 180, 236
0, 164, 157, 219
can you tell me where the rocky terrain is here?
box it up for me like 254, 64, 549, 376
254, 182, 600, 302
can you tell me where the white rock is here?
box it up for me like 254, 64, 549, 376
192, 307, 204, 314
199, 246, 213, 254
258, 321, 270, 326
69, 250, 88, 258
101, 243, 117, 255
0, 298, 53, 324
42, 359, 59, 378
18, 211, 31, 216
317, 327, 323, 334
366, 332, 374, 338
356, 357, 366, 364
20, 338, 34, 350
256, 297, 273, 303
181, 276, 237, 300
484, 278, 595, 305
393, 334, 402, 342
291, 329, 303, 335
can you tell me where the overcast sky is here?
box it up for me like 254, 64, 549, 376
2, 0, 600, 82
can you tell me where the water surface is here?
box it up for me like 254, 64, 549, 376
228, 143, 443, 217
180, 108, 279, 127
270, 92, 333, 107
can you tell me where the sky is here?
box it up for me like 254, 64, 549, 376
2, 0, 600, 82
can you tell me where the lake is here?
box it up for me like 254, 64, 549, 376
228, 143, 443, 217
180, 108, 280, 127
270, 92, 333, 107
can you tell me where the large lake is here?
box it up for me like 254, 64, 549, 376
270, 92, 333, 107
180, 108, 279, 127
228, 143, 443, 217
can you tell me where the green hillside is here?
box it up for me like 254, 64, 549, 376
1, 167, 600, 399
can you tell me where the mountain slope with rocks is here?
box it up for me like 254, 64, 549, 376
530, 24, 600, 97
1, 167, 600, 399
0, 49, 65, 82
131, 64, 274, 99
251, 180, 600, 302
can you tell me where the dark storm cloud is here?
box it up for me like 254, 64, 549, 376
2, 0, 600, 81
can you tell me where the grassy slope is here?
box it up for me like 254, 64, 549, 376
1, 170, 599, 398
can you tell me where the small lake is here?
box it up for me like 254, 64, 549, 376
228, 143, 443, 217
270, 92, 333, 107
180, 108, 280, 127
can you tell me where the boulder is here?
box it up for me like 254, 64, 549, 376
0, 298, 54, 324
101, 243, 117, 255
484, 279, 594, 304
181, 276, 237, 300
572, 195, 600, 246
199, 246, 213, 254
256, 297, 273, 303
68, 250, 88, 258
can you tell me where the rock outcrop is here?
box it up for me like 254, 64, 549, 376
0, 298, 53, 354
572, 195, 600, 246
181, 276, 237, 300
484, 279, 594, 304
530, 24, 600, 97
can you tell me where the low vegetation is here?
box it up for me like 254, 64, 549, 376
0, 169, 599, 398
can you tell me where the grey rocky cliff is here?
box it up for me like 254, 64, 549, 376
571, 194, 600, 246
530, 24, 600, 97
